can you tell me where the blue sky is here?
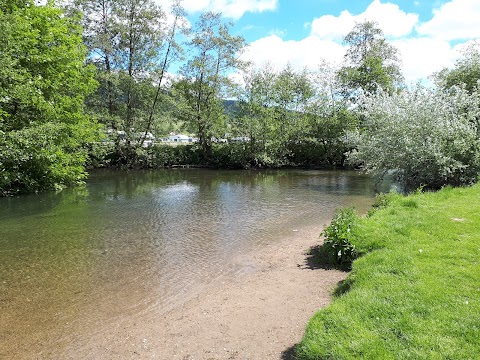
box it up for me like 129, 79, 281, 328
232, 0, 436, 42
157, 0, 479, 83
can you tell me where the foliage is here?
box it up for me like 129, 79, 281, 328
72, 0, 187, 163
337, 21, 403, 102
69, 10, 376, 171
271, 64, 314, 152
297, 184, 480, 359
15, 7, 414, 177
235, 63, 278, 165
435, 40, 480, 94
235, 62, 355, 167
287, 140, 344, 167
208, 143, 253, 168
132, 144, 203, 168
0, 2, 98, 194
319, 207, 359, 270
350, 84, 480, 191
174, 12, 247, 160
141, 0, 187, 147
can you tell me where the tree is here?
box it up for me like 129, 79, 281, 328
271, 64, 314, 150
71, 0, 118, 126
235, 63, 316, 166
350, 85, 480, 191
306, 62, 358, 166
236, 63, 277, 165
114, 0, 165, 147
236, 62, 358, 167
74, 0, 173, 164
337, 21, 403, 101
0, 1, 98, 194
174, 12, 247, 160
435, 41, 480, 94
140, 0, 188, 147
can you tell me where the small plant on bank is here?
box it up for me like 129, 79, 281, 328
320, 207, 359, 270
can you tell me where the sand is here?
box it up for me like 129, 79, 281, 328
63, 225, 347, 360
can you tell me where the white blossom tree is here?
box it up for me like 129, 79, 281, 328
350, 85, 480, 191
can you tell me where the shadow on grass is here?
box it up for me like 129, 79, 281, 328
281, 344, 297, 360
332, 277, 354, 297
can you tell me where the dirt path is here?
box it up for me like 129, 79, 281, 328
65, 225, 347, 360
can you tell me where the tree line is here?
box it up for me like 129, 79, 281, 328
1, 0, 480, 194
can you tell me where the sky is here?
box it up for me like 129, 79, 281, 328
158, 0, 480, 84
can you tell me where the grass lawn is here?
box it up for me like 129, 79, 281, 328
297, 184, 480, 359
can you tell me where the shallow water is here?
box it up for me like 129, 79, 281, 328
0, 169, 388, 358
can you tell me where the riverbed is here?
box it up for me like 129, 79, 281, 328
0, 169, 387, 358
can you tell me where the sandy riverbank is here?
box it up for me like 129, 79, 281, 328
65, 225, 347, 359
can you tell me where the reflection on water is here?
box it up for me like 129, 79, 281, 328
0, 169, 388, 358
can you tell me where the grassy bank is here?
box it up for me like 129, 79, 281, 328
297, 184, 480, 359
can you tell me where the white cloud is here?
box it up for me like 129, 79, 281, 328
241, 33, 465, 85
453, 39, 480, 55
161, 0, 474, 84
392, 38, 459, 83
268, 28, 287, 37
310, 0, 418, 40
158, 0, 278, 19
417, 0, 480, 40
241, 35, 344, 71
303, 0, 472, 83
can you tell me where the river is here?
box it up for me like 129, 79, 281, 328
0, 169, 389, 358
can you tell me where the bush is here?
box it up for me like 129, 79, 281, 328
319, 207, 359, 270
350, 85, 480, 191
0, 123, 93, 195
137, 144, 203, 168
287, 140, 348, 167
94, 144, 204, 169
86, 142, 115, 168
209, 143, 253, 168
0, 3, 98, 195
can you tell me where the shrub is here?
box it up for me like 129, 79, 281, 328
0, 123, 94, 195
287, 140, 349, 167
350, 85, 480, 191
320, 207, 359, 270
0, 3, 98, 195
209, 143, 253, 168
86, 142, 115, 168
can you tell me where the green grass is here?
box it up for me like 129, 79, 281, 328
297, 185, 480, 359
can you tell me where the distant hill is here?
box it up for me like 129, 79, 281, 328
223, 99, 240, 116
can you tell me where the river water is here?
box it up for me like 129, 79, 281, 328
0, 169, 388, 358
